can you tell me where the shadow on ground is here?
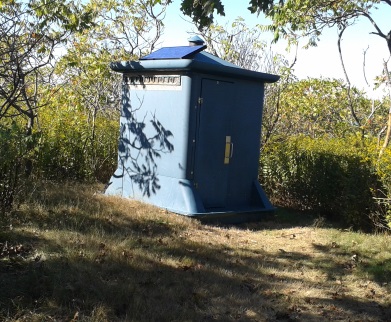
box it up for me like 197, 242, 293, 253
1, 185, 390, 321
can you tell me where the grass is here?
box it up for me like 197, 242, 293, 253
1, 181, 391, 321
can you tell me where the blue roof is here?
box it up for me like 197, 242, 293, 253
188, 35, 204, 43
111, 45, 279, 83
140, 45, 207, 60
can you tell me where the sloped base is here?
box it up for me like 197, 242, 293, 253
188, 207, 276, 224
105, 170, 274, 224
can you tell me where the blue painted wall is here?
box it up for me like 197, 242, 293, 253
106, 49, 279, 222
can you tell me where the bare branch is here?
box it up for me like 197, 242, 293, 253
363, 46, 370, 87
361, 11, 387, 39
338, 24, 361, 131
379, 61, 391, 158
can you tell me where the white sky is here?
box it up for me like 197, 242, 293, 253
160, 0, 391, 99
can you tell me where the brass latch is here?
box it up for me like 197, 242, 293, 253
224, 136, 234, 164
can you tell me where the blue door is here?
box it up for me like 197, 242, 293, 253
194, 79, 234, 208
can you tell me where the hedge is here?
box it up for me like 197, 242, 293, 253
260, 136, 390, 230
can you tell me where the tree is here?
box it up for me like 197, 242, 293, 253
180, 0, 391, 145
47, 0, 170, 180
86, 0, 170, 58
199, 17, 269, 70
0, 0, 96, 213
0, 0, 171, 208
193, 17, 298, 148
0, 0, 94, 127
0, 0, 94, 212
0, 0, 95, 132
275, 78, 389, 138
180, 1, 390, 52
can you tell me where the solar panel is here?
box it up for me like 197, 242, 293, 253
140, 45, 207, 60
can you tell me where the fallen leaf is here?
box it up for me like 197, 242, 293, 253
351, 254, 358, 262
71, 311, 79, 322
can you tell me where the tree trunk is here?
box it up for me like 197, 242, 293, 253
24, 113, 35, 177
379, 61, 391, 158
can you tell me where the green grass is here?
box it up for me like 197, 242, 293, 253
1, 181, 391, 321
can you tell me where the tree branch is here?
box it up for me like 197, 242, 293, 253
338, 24, 362, 133
361, 11, 387, 39
379, 61, 391, 158
363, 46, 370, 87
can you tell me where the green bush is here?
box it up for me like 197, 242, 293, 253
374, 146, 391, 229
36, 106, 118, 182
0, 104, 118, 216
0, 121, 34, 214
260, 136, 383, 230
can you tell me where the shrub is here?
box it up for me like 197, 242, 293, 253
260, 136, 382, 230
0, 103, 118, 216
374, 146, 391, 230
36, 106, 118, 182
0, 121, 35, 215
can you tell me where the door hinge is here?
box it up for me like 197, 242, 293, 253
198, 97, 203, 105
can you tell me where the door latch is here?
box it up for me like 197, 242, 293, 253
224, 136, 234, 164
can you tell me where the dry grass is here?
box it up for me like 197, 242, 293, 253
1, 181, 391, 321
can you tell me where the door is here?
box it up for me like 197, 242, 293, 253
194, 79, 234, 208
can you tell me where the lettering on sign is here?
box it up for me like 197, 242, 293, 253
124, 75, 181, 86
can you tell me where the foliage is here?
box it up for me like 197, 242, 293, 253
36, 104, 119, 182
0, 0, 95, 212
180, 0, 276, 29
1, 0, 391, 234
0, 0, 95, 122
0, 0, 169, 213
200, 17, 268, 71
86, 0, 170, 58
260, 136, 385, 229
265, 78, 388, 141
258, 0, 391, 53
261, 54, 297, 147
180, 0, 225, 29
194, 17, 299, 150
181, 0, 391, 145
182, 1, 391, 136
42, 0, 171, 184
374, 140, 391, 229
0, 121, 29, 215
180, 1, 390, 52
48, 37, 121, 182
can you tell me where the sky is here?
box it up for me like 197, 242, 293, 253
160, 0, 391, 99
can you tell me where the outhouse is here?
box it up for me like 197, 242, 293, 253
105, 37, 279, 223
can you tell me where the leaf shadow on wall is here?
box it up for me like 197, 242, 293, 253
111, 101, 174, 197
